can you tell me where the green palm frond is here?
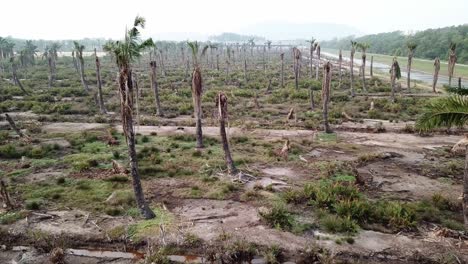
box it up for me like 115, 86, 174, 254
407, 41, 417, 51
134, 16, 146, 28
416, 95, 468, 131
446, 87, 468, 95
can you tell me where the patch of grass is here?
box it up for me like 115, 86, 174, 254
320, 214, 359, 234
0, 211, 28, 225
127, 207, 174, 240
259, 203, 294, 231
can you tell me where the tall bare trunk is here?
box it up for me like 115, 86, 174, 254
309, 88, 315, 111
407, 51, 413, 92
159, 50, 166, 77
72, 51, 79, 74
464, 146, 468, 228
280, 53, 284, 88
226, 60, 230, 84
338, 49, 343, 84
11, 63, 27, 94
77, 55, 89, 90
217, 93, 237, 175
294, 48, 301, 90
448, 47, 457, 87
390, 61, 397, 103
118, 67, 155, 219
150, 61, 163, 116
433, 57, 440, 93
216, 54, 220, 71
185, 56, 190, 82
322, 61, 332, 133
47, 57, 54, 88
244, 59, 248, 84
310, 44, 314, 78
192, 67, 204, 148
95, 49, 106, 114
315, 45, 321, 80
350, 47, 355, 97
370, 56, 373, 77
361, 52, 366, 92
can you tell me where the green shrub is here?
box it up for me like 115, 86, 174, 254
320, 214, 358, 233
259, 204, 294, 231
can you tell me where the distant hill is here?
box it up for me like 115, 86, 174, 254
321, 24, 468, 64
238, 21, 363, 41
208, 33, 265, 43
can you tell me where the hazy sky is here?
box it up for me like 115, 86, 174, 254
1, 0, 467, 40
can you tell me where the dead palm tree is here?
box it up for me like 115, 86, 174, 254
350, 41, 357, 97
216, 93, 237, 175
73, 41, 89, 91
103, 16, 156, 219
433, 57, 441, 93
322, 61, 332, 133
315, 44, 321, 80
370, 55, 374, 77
448, 43, 457, 87
293, 47, 301, 90
390, 57, 401, 102
280, 53, 285, 88
357, 42, 370, 92
406, 42, 417, 92
94, 48, 106, 113
150, 60, 163, 116
9, 57, 28, 94
338, 49, 343, 83
187, 41, 209, 149
306, 38, 316, 78
416, 95, 468, 228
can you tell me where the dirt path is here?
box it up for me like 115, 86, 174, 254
41, 122, 462, 152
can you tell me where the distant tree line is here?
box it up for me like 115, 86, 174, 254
209, 32, 265, 43
321, 25, 468, 64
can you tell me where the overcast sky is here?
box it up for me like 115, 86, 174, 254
1, 0, 467, 40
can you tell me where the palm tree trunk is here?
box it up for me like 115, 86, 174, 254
464, 145, 468, 228
11, 63, 27, 94
159, 51, 166, 77
95, 49, 106, 114
391, 64, 396, 103
217, 93, 237, 175
216, 54, 220, 71
280, 53, 284, 88
350, 51, 355, 97
226, 61, 230, 84
310, 88, 315, 111
244, 59, 248, 84
310, 47, 314, 78
119, 68, 155, 219
192, 67, 204, 149
150, 61, 163, 116
407, 53, 412, 92
315, 53, 320, 80
433, 58, 440, 93
78, 57, 89, 91
185, 56, 190, 82
322, 62, 332, 133
72, 51, 79, 74
338, 50, 343, 83
370, 56, 373, 77
361, 54, 366, 92
47, 57, 53, 88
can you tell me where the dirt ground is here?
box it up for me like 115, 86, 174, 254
0, 120, 466, 263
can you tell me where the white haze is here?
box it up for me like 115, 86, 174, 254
1, 0, 467, 40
